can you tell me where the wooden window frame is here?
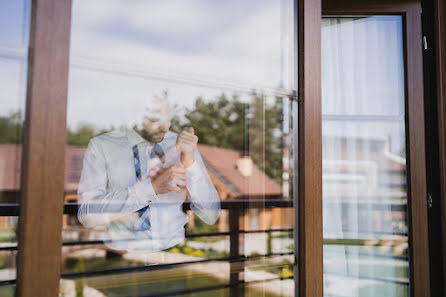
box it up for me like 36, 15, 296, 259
16, 0, 72, 296
321, 0, 430, 296
296, 0, 323, 297
434, 0, 446, 295
12, 0, 436, 296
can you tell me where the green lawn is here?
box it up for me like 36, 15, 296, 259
64, 257, 282, 297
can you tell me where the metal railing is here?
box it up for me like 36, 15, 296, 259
63, 200, 294, 297
0, 200, 295, 296
0, 199, 410, 296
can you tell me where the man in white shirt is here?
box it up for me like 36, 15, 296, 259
77, 103, 220, 252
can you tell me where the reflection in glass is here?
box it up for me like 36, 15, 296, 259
0, 0, 31, 291
62, 0, 296, 296
76, 99, 221, 252
322, 16, 409, 296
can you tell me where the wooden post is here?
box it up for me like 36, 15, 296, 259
16, 0, 72, 296
229, 207, 245, 297
297, 0, 323, 296
434, 0, 446, 295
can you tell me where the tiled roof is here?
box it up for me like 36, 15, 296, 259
0, 137, 406, 195
197, 144, 282, 197
0, 144, 282, 197
0, 144, 22, 191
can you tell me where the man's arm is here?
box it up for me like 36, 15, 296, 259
176, 127, 220, 224
186, 149, 221, 225
77, 139, 157, 228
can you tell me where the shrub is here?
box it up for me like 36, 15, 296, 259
280, 267, 294, 278
170, 247, 180, 254
191, 249, 205, 257
183, 247, 194, 255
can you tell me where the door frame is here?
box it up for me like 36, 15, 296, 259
16, 0, 72, 296
433, 0, 446, 295
321, 0, 430, 296
297, 0, 323, 296
13, 0, 434, 296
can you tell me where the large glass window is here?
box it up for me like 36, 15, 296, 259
0, 0, 31, 295
322, 16, 409, 297
61, 1, 296, 296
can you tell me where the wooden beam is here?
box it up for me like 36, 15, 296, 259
322, 0, 417, 13
297, 0, 323, 296
405, 4, 431, 296
434, 0, 446, 295
16, 0, 72, 296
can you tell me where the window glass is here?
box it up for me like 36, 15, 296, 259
322, 16, 410, 297
0, 0, 32, 294
61, 1, 296, 296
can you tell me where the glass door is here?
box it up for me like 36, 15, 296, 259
59, 1, 297, 296
0, 0, 31, 294
320, 3, 430, 295
322, 16, 409, 297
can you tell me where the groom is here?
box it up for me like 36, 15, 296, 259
77, 101, 220, 252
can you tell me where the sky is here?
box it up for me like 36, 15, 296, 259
0, 0, 295, 130
0, 0, 405, 154
65, 0, 295, 129
0, 0, 30, 121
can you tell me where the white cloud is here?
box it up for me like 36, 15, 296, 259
66, 0, 294, 127
0, 57, 27, 116
70, 0, 290, 84
126, 0, 214, 33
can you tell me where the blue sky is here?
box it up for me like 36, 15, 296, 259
65, 0, 293, 129
91, 0, 274, 54
0, 0, 30, 48
1, 0, 294, 129
0, 1, 405, 155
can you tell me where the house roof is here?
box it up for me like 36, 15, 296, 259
0, 144, 22, 191
197, 144, 282, 197
0, 143, 282, 197
0, 136, 406, 196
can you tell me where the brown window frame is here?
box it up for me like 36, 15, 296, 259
321, 0, 430, 296
434, 0, 446, 294
16, 0, 72, 296
14, 0, 443, 296
297, 0, 323, 297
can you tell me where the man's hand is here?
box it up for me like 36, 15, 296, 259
176, 127, 198, 168
151, 164, 186, 194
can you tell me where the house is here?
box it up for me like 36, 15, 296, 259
0, 142, 286, 231
0, 136, 407, 234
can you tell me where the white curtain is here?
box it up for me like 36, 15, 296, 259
322, 16, 408, 297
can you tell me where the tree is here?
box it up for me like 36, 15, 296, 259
248, 93, 283, 181
172, 92, 283, 181
0, 93, 284, 181
67, 124, 109, 147
0, 110, 23, 144
172, 93, 245, 149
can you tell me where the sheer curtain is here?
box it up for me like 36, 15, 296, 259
322, 17, 409, 297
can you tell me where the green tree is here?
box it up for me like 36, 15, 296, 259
0, 110, 23, 144
172, 92, 283, 181
172, 93, 246, 150
67, 124, 110, 147
248, 93, 283, 180
0, 111, 109, 147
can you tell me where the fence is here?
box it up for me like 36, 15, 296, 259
0, 199, 409, 296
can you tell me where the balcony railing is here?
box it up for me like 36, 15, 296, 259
0, 199, 409, 296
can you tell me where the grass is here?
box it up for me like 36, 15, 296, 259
247, 258, 293, 277
0, 285, 14, 297
0, 229, 16, 243
167, 242, 229, 259
62, 257, 281, 297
